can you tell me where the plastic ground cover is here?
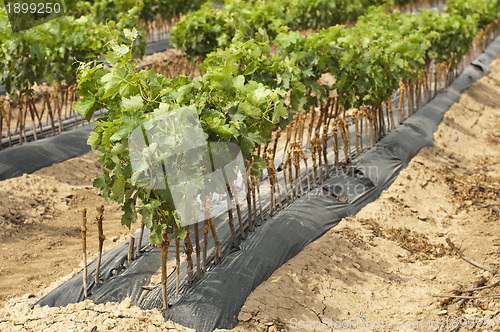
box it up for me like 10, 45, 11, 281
0, 124, 96, 181
33, 36, 500, 332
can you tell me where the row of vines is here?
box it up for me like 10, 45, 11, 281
171, 0, 444, 60
0, 0, 445, 149
0, 0, 210, 149
0, 0, 422, 148
74, 0, 500, 308
0, 0, 147, 148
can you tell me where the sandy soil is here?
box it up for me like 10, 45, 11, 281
0, 151, 142, 305
0, 51, 499, 332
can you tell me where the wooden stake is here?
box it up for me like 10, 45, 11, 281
95, 205, 105, 285
7, 100, 12, 147
364, 108, 369, 148
271, 159, 283, 210
398, 81, 405, 124
378, 104, 385, 138
305, 106, 315, 148
293, 142, 304, 196
175, 238, 180, 295
282, 157, 291, 204
316, 136, 324, 185
310, 139, 318, 188
245, 175, 254, 231
321, 125, 329, 178
434, 64, 439, 97
137, 221, 145, 254
340, 109, 350, 162
387, 98, 394, 130
193, 223, 202, 279
160, 231, 171, 310
225, 184, 239, 247
314, 101, 326, 136
368, 110, 375, 147
202, 219, 209, 272
255, 176, 264, 222
266, 151, 280, 214
354, 110, 360, 156
251, 180, 259, 226
81, 208, 88, 298
231, 183, 246, 239
332, 119, 339, 169
281, 122, 293, 165
30, 99, 44, 139
27, 98, 38, 141
326, 97, 338, 131
184, 230, 194, 285
43, 92, 56, 136
208, 213, 222, 263
296, 113, 305, 144
0, 98, 3, 151
296, 143, 311, 192
285, 152, 295, 199
52, 87, 63, 134
17, 97, 24, 145
128, 236, 135, 261
271, 129, 280, 162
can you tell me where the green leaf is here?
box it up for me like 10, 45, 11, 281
124, 28, 138, 41
111, 176, 126, 202
149, 225, 164, 244
121, 199, 136, 228
217, 124, 239, 139
272, 102, 288, 122
239, 100, 261, 119
73, 96, 96, 122
113, 44, 130, 57
253, 155, 267, 170
87, 131, 102, 150
111, 142, 127, 154
252, 86, 270, 105
93, 172, 106, 189
233, 75, 245, 90
175, 227, 188, 239
122, 95, 143, 112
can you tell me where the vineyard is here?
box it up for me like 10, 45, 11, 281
0, 0, 500, 331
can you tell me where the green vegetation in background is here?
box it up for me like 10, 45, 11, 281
0, 0, 146, 99
140, 0, 205, 23
171, 0, 423, 61
0, 0, 209, 99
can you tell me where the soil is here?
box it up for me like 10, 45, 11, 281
0, 52, 499, 332
0, 150, 142, 306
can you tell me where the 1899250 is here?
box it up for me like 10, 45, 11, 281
5, 2, 61, 14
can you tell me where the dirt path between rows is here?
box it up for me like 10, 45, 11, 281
0, 151, 143, 305
0, 56, 499, 332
